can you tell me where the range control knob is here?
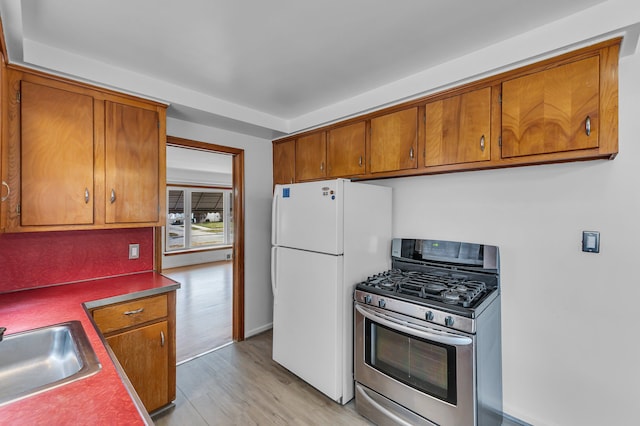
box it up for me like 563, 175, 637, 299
364, 295, 372, 304
444, 316, 455, 327
425, 311, 434, 321
378, 299, 386, 308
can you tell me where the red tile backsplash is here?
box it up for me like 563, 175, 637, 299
0, 228, 154, 292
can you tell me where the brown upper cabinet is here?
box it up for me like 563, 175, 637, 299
425, 87, 492, 167
273, 139, 296, 185
1, 68, 167, 232
272, 38, 619, 183
327, 121, 366, 177
369, 107, 418, 173
20, 80, 95, 226
501, 56, 600, 158
105, 101, 160, 224
295, 131, 326, 181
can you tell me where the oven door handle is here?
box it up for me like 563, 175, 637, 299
355, 304, 473, 347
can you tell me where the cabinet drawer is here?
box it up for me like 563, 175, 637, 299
93, 294, 168, 333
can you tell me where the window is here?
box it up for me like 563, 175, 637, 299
165, 186, 233, 252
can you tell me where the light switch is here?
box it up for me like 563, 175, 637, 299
582, 231, 600, 253
129, 243, 140, 259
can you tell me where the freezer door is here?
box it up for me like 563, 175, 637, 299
272, 246, 343, 402
272, 179, 344, 255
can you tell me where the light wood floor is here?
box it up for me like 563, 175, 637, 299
162, 261, 233, 364
153, 330, 372, 426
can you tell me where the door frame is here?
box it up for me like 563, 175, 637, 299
155, 135, 245, 341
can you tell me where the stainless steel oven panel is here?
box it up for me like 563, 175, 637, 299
355, 289, 476, 333
355, 303, 476, 426
355, 383, 437, 426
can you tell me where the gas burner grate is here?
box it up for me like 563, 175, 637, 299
361, 270, 489, 308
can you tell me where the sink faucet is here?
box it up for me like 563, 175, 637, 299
0, 327, 6, 342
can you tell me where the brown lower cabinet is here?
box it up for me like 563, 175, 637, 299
91, 292, 176, 413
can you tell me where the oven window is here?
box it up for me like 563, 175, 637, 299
365, 319, 457, 404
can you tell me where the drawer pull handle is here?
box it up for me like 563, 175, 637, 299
409, 147, 414, 159
585, 116, 591, 136
358, 156, 363, 167
123, 307, 144, 316
84, 188, 90, 204
1, 181, 9, 202
160, 330, 165, 347
110, 189, 116, 203
480, 135, 486, 152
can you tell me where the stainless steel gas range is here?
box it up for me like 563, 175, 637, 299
354, 238, 502, 426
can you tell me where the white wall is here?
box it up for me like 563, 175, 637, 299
166, 117, 274, 337
162, 3, 640, 423
369, 45, 640, 426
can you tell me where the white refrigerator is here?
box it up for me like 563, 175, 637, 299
271, 178, 392, 404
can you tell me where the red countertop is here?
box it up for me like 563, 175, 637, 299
0, 272, 180, 425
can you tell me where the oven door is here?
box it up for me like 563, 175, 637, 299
354, 303, 476, 426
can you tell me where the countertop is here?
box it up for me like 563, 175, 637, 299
0, 272, 180, 425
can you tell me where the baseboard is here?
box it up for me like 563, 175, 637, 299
502, 412, 533, 426
246, 322, 273, 338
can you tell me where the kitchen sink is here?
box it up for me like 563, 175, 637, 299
0, 321, 101, 405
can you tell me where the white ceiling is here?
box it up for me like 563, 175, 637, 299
1, 0, 636, 139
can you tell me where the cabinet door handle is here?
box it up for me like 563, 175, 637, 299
585, 116, 591, 136
480, 135, 486, 152
1, 181, 9, 202
123, 307, 144, 315
84, 188, 90, 204
110, 189, 116, 203
320, 162, 324, 171
160, 330, 165, 347
409, 147, 414, 159
358, 156, 363, 167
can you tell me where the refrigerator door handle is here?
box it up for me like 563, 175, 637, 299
271, 188, 279, 246
271, 246, 278, 295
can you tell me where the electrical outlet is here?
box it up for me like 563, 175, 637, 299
129, 243, 140, 259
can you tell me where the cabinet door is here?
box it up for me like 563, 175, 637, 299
370, 107, 418, 173
105, 102, 160, 223
107, 321, 169, 413
425, 87, 491, 166
20, 81, 94, 226
327, 121, 366, 177
295, 131, 326, 181
501, 56, 599, 158
273, 139, 295, 185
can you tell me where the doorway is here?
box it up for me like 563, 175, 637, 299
163, 261, 233, 363
155, 136, 245, 351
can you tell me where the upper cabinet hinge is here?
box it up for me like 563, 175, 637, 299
16, 91, 21, 103
498, 94, 502, 104
157, 120, 160, 129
